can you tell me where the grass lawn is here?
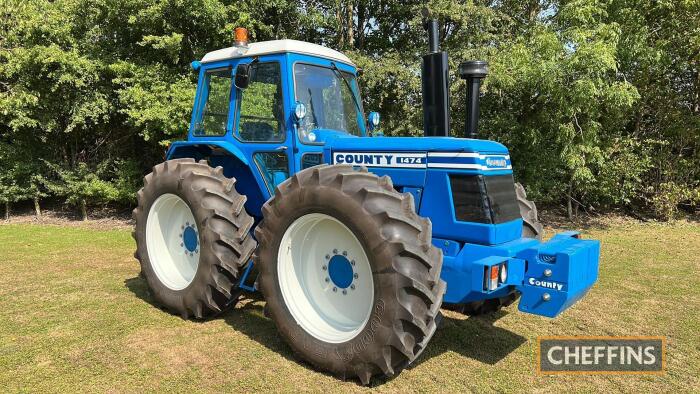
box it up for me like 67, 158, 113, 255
1, 219, 698, 392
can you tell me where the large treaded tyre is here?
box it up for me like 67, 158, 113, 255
515, 182, 543, 240
133, 158, 257, 319
455, 182, 543, 316
255, 164, 446, 385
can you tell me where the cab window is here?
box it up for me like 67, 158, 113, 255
193, 68, 231, 136
237, 62, 284, 142
254, 152, 289, 193
294, 63, 364, 139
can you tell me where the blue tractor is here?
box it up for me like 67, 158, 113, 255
133, 24, 600, 384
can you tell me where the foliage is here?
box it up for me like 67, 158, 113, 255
0, 0, 698, 219
44, 161, 120, 220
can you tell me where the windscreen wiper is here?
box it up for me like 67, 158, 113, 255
330, 62, 363, 118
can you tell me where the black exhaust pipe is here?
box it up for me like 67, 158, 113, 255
459, 60, 488, 139
421, 18, 450, 137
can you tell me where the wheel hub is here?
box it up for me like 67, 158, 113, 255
182, 224, 198, 253
324, 251, 359, 294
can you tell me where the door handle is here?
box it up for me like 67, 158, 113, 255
276, 146, 288, 151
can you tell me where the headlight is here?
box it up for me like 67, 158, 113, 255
294, 102, 307, 121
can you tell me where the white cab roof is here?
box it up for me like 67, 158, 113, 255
201, 39, 354, 66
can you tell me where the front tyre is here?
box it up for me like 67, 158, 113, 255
133, 158, 257, 319
255, 165, 445, 385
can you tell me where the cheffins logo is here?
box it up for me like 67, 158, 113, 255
333, 152, 426, 168
538, 336, 665, 374
528, 277, 564, 291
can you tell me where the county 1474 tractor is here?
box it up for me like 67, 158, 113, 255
133, 23, 601, 384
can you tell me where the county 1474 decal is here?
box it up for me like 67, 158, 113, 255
332, 152, 427, 168
332, 151, 512, 171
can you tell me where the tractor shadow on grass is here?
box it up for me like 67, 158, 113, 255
125, 276, 525, 386
124, 276, 315, 370
412, 310, 526, 367
218, 296, 526, 386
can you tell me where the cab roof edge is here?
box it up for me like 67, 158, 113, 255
200, 39, 355, 66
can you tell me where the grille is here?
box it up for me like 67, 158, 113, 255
450, 174, 520, 224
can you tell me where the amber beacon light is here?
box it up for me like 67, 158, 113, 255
234, 27, 249, 47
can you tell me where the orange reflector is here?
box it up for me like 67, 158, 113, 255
490, 265, 499, 281
489, 265, 500, 290
234, 27, 249, 46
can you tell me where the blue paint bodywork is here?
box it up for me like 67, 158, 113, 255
166, 49, 601, 319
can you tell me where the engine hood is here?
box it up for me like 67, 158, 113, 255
324, 136, 512, 172
326, 136, 509, 154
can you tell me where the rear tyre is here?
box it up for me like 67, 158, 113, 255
133, 158, 257, 319
455, 182, 543, 316
515, 182, 543, 240
255, 164, 445, 385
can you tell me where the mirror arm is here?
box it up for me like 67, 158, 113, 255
234, 57, 260, 90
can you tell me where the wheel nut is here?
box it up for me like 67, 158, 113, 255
180, 243, 184, 247
342, 251, 347, 256
353, 273, 358, 279
342, 289, 347, 295
325, 277, 330, 282
542, 293, 551, 301
325, 254, 330, 260
351, 260, 355, 266
350, 284, 355, 290
333, 249, 338, 254
332, 287, 337, 292
322, 265, 327, 271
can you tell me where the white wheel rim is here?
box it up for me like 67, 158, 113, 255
277, 213, 374, 343
146, 193, 200, 291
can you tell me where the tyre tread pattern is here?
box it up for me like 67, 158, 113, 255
515, 182, 544, 240
133, 158, 257, 319
255, 164, 445, 385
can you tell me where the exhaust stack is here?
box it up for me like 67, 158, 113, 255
421, 18, 450, 137
459, 61, 488, 139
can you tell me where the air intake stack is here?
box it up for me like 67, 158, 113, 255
421, 17, 450, 137
459, 60, 488, 139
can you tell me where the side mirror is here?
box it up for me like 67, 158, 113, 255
368, 111, 381, 131
235, 63, 251, 89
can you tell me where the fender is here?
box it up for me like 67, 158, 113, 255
166, 140, 268, 217
166, 140, 250, 166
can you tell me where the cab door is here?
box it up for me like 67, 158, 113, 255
232, 57, 295, 199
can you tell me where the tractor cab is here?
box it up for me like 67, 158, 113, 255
175, 35, 368, 206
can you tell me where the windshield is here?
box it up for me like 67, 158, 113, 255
294, 63, 365, 141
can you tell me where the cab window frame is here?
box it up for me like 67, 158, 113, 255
292, 60, 366, 146
233, 60, 286, 144
192, 66, 234, 137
